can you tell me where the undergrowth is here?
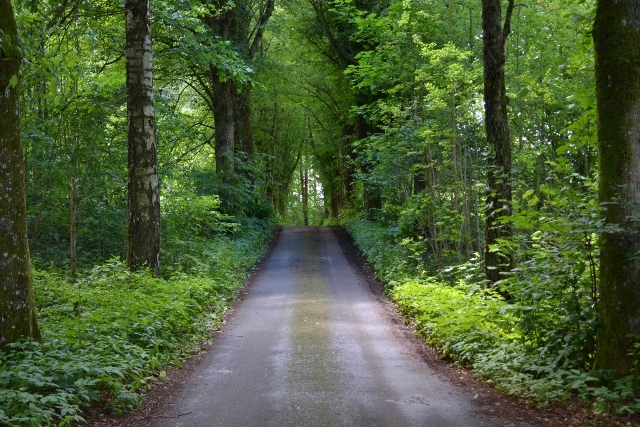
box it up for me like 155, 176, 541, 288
346, 219, 640, 420
0, 219, 273, 427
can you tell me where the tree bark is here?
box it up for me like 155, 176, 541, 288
236, 0, 274, 160
593, 0, 640, 377
125, 0, 161, 276
300, 156, 309, 226
212, 67, 236, 179
247, 0, 276, 60
481, 0, 514, 286
235, 85, 254, 156
207, 0, 275, 178
206, 7, 236, 180
0, 0, 41, 346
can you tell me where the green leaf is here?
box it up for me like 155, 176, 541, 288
515, 87, 529, 99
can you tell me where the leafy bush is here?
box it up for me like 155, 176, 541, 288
393, 278, 518, 362
162, 193, 240, 240
189, 165, 273, 220
506, 182, 601, 371
346, 220, 422, 282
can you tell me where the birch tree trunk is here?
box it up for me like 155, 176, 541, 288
481, 0, 514, 287
125, 0, 161, 276
593, 0, 640, 377
0, 0, 41, 346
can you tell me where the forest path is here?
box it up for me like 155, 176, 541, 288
152, 226, 530, 427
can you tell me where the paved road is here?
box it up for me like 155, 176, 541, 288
154, 227, 516, 427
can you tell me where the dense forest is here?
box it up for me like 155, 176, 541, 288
1, 0, 640, 425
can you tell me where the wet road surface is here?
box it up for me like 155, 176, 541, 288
153, 227, 521, 427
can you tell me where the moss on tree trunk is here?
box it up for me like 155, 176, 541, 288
593, 1, 640, 377
0, 0, 41, 346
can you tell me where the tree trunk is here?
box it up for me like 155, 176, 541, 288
212, 69, 236, 179
235, 0, 274, 161
205, 6, 236, 180
235, 85, 254, 156
125, 0, 161, 276
481, 0, 514, 286
0, 0, 41, 346
301, 156, 309, 226
341, 124, 356, 200
473, 122, 482, 256
329, 189, 340, 218
593, 1, 640, 377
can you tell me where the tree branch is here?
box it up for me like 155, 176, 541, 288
502, 0, 515, 54
248, 0, 275, 59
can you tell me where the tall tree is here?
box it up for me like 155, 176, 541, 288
304, 0, 389, 215
206, 4, 236, 178
0, 0, 41, 345
481, 0, 514, 286
236, 0, 275, 158
125, 0, 161, 275
593, 1, 640, 377
205, 0, 275, 180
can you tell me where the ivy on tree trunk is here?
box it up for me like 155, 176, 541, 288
125, 0, 161, 276
593, 0, 640, 377
0, 0, 41, 346
481, 0, 514, 287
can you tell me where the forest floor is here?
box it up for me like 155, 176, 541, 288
85, 227, 635, 427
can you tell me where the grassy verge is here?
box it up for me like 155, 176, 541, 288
346, 220, 640, 420
0, 219, 274, 427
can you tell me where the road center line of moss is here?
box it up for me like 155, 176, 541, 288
283, 230, 345, 426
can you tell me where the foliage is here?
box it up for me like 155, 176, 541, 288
393, 279, 518, 363
346, 219, 639, 415
162, 192, 239, 240
507, 177, 601, 371
328, 0, 638, 416
4, 1, 278, 425
346, 220, 421, 281
11, 0, 260, 269
0, 223, 273, 426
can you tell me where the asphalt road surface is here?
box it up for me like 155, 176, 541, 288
154, 227, 522, 427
